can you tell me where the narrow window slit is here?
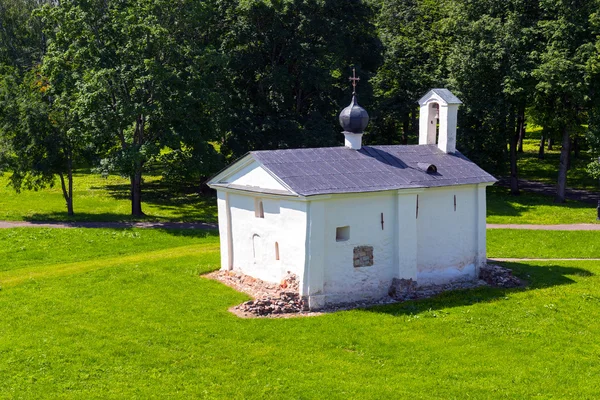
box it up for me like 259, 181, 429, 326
416, 195, 419, 219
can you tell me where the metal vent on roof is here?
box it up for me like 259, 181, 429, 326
417, 162, 437, 174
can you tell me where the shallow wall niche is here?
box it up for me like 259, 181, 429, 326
353, 246, 374, 267
336, 226, 350, 242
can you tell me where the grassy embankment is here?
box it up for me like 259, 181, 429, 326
0, 227, 599, 398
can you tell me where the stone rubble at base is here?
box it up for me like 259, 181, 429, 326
205, 264, 523, 318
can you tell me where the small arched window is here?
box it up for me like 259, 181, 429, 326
255, 199, 264, 218
275, 242, 280, 261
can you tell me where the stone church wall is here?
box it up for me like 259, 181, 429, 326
416, 185, 480, 285
219, 192, 307, 284
320, 192, 397, 304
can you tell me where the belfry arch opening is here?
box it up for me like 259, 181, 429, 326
427, 102, 440, 146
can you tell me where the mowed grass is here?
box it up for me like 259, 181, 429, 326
486, 186, 599, 225
0, 172, 218, 223
518, 129, 598, 190
1, 228, 600, 398
487, 229, 600, 259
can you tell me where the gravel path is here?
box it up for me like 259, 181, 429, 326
1, 220, 599, 231
487, 223, 600, 230
489, 258, 600, 262
0, 220, 217, 229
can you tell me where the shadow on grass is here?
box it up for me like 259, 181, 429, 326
24, 212, 162, 223
518, 150, 598, 189
87, 181, 218, 222
486, 185, 595, 219
362, 261, 594, 317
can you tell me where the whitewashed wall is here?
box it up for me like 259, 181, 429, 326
218, 183, 487, 310
416, 185, 479, 285
221, 192, 307, 284
312, 193, 397, 305
223, 162, 288, 191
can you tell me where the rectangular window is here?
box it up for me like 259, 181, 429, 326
336, 226, 350, 242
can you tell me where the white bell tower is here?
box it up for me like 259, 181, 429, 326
418, 89, 462, 154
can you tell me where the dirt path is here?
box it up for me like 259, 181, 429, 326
1, 220, 598, 231
489, 258, 600, 262
0, 221, 217, 229
487, 223, 600, 230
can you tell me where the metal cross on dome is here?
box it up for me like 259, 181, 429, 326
349, 67, 360, 94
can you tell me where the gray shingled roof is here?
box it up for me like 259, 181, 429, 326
249, 144, 496, 196
419, 89, 462, 105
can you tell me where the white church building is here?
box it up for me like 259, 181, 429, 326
208, 87, 496, 310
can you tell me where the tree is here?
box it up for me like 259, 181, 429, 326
370, 0, 451, 145
40, 0, 223, 216
0, 66, 82, 215
218, 0, 381, 159
530, 0, 596, 202
0, 0, 49, 70
445, 0, 541, 194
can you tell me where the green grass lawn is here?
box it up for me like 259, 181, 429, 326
518, 126, 598, 190
486, 185, 599, 224
0, 172, 218, 223
487, 229, 600, 259
1, 228, 600, 398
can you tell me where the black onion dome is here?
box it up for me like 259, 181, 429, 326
339, 95, 369, 133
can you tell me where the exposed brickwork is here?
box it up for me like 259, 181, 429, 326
353, 246, 374, 267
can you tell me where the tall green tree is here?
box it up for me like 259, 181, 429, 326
530, 0, 596, 202
370, 0, 451, 145
0, 0, 48, 69
0, 66, 82, 215
40, 0, 223, 216
218, 0, 381, 159
446, 0, 541, 190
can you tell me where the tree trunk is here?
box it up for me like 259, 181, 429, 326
548, 136, 554, 150
510, 107, 523, 195
554, 125, 570, 203
130, 170, 144, 216
58, 171, 74, 216
538, 127, 546, 159
517, 110, 526, 153
402, 112, 409, 145
130, 114, 145, 217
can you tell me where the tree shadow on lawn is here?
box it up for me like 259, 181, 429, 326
90, 181, 218, 222
18, 217, 219, 238
486, 185, 595, 219
362, 261, 594, 317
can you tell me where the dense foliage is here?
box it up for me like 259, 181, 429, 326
1, 0, 600, 215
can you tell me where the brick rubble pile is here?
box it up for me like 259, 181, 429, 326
207, 270, 307, 316
207, 263, 522, 318
479, 264, 522, 288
